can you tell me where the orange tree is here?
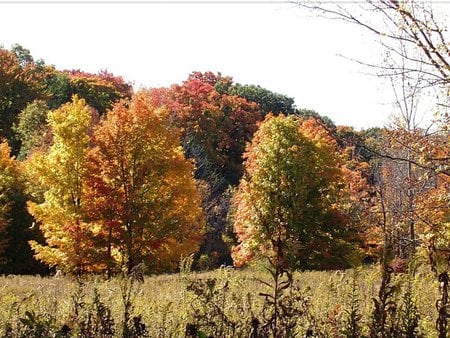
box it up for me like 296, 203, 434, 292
232, 114, 366, 270
169, 71, 261, 185
160, 72, 262, 267
85, 91, 205, 273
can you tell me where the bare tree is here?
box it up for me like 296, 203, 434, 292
295, 0, 449, 173
295, 0, 449, 91
294, 0, 449, 260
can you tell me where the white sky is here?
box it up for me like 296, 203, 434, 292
0, 2, 448, 129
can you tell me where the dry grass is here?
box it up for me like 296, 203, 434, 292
0, 265, 440, 337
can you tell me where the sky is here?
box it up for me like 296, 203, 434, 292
0, 1, 448, 129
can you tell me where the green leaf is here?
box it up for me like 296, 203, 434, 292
198, 331, 208, 338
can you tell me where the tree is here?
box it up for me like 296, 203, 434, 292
85, 91, 205, 273
170, 71, 261, 185
296, 0, 449, 176
232, 114, 364, 270
296, 108, 336, 130
11, 44, 35, 66
296, 0, 449, 266
166, 71, 262, 266
27, 96, 97, 274
0, 140, 47, 274
0, 46, 48, 152
228, 83, 296, 117
297, 0, 449, 89
0, 141, 16, 264
43, 71, 72, 110
64, 69, 133, 114
14, 100, 51, 159
416, 173, 450, 273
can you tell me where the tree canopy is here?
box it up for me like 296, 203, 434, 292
27, 96, 96, 274
86, 91, 205, 273
232, 115, 365, 270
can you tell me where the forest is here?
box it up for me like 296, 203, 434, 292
0, 45, 375, 276
0, 0, 449, 336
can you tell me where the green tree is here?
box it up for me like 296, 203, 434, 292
64, 70, 133, 114
228, 83, 296, 117
43, 71, 72, 109
0, 46, 48, 152
11, 44, 35, 66
233, 115, 362, 270
14, 100, 51, 159
296, 108, 335, 130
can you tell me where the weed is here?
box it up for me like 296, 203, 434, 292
342, 269, 363, 338
436, 272, 449, 338
370, 265, 400, 337
397, 261, 421, 338
119, 264, 147, 338
0, 265, 445, 337
186, 277, 240, 337
79, 288, 115, 337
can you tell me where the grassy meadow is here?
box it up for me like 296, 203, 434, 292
0, 264, 442, 337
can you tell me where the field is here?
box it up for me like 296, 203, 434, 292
0, 265, 442, 337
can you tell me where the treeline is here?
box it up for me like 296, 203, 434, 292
0, 44, 448, 276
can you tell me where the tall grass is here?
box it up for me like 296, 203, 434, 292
0, 266, 440, 337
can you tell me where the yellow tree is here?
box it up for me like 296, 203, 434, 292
86, 91, 205, 273
27, 96, 97, 274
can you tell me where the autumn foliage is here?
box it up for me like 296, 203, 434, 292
1, 44, 448, 277
26, 96, 96, 273
169, 71, 262, 185
144, 72, 264, 268
232, 115, 366, 270
86, 92, 205, 273
23, 91, 205, 274
64, 69, 133, 114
